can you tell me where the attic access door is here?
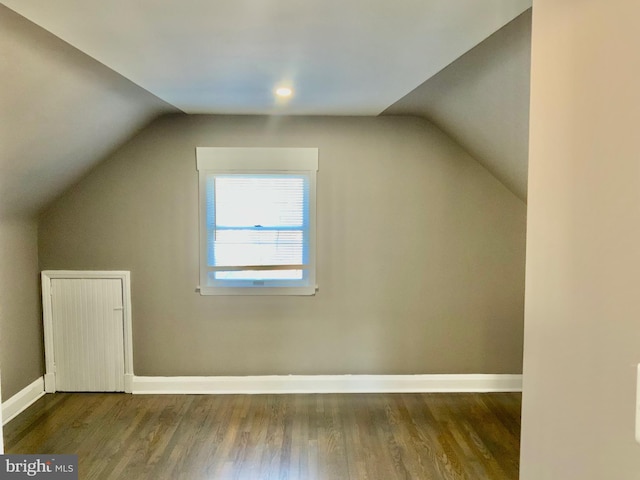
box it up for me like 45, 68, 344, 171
42, 271, 134, 393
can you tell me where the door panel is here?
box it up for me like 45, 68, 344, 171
51, 278, 125, 391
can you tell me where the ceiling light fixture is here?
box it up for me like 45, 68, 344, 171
275, 87, 293, 97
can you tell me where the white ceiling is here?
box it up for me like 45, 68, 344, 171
2, 0, 531, 115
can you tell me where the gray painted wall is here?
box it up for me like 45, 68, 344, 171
520, 0, 640, 477
39, 115, 526, 376
0, 219, 43, 399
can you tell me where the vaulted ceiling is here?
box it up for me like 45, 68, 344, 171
0, 5, 178, 219
0, 1, 531, 219
385, 10, 531, 200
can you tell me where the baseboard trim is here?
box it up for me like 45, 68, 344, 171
2, 377, 45, 425
132, 374, 522, 395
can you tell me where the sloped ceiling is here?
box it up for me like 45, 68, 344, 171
0, 2, 531, 219
384, 10, 532, 201
0, 5, 177, 219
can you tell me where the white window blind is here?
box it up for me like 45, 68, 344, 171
197, 148, 317, 295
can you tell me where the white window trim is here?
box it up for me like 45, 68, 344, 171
197, 147, 318, 171
196, 147, 318, 296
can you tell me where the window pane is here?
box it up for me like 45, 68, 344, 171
213, 230, 303, 267
215, 176, 305, 228
207, 173, 309, 270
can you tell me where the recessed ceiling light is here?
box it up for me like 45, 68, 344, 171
275, 87, 293, 97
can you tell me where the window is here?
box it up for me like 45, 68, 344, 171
197, 147, 318, 295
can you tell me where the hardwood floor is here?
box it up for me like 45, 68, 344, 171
5, 392, 521, 480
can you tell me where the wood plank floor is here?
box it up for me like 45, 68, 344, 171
5, 392, 521, 480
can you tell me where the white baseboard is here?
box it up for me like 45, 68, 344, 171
0, 374, 521, 422
133, 374, 522, 395
2, 377, 45, 425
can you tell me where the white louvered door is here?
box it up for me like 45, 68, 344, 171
50, 278, 125, 391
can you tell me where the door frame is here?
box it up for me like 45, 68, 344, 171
41, 270, 134, 393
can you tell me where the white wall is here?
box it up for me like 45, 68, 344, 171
520, 0, 640, 477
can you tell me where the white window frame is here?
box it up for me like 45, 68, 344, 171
197, 147, 318, 296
